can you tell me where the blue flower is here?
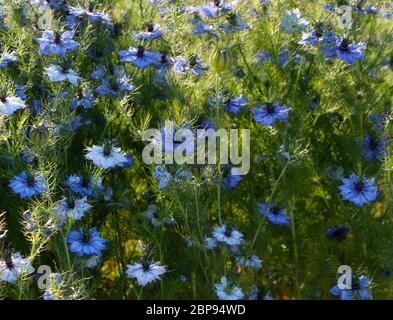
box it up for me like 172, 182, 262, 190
35, 31, 79, 56
339, 174, 377, 207
71, 88, 95, 109
9, 171, 46, 199
95, 74, 134, 97
257, 202, 291, 225
326, 226, 349, 240
257, 50, 273, 64
0, 51, 17, 68
118, 46, 161, 69
66, 174, 103, 197
134, 24, 163, 40
252, 102, 290, 126
330, 275, 370, 300
67, 227, 106, 256
185, 1, 238, 18
208, 91, 247, 114
323, 38, 366, 65
68, 5, 110, 23
363, 135, 385, 161
222, 167, 243, 189
45, 65, 82, 85
172, 55, 208, 77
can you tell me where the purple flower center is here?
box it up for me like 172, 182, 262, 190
0, 96, 7, 103
103, 144, 112, 156
82, 231, 91, 243
5, 258, 14, 269
53, 34, 62, 44
136, 46, 145, 58
270, 206, 281, 215
147, 24, 154, 32
142, 263, 150, 272
368, 137, 379, 150
67, 198, 76, 209
224, 227, 233, 237
355, 181, 364, 192
339, 39, 350, 52
266, 104, 276, 114
26, 175, 36, 187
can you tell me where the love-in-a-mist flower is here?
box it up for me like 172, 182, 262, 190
71, 88, 95, 109
215, 276, 244, 300
363, 135, 385, 161
35, 31, 79, 56
66, 174, 103, 197
185, 1, 238, 18
45, 65, 82, 85
67, 227, 106, 256
134, 24, 163, 40
0, 252, 34, 283
252, 102, 291, 126
326, 226, 349, 240
172, 55, 208, 77
144, 204, 161, 227
0, 94, 26, 115
9, 171, 46, 199
118, 46, 161, 69
126, 262, 166, 286
339, 174, 377, 207
236, 255, 263, 270
208, 91, 248, 114
0, 51, 17, 68
330, 275, 370, 300
257, 202, 291, 225
323, 38, 366, 65
68, 5, 110, 23
281, 8, 309, 33
222, 167, 243, 189
85, 144, 128, 170
212, 225, 244, 246
54, 196, 92, 221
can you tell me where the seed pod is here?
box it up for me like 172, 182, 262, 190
30, 125, 49, 146
211, 47, 232, 72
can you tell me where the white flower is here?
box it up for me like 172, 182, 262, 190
85, 145, 128, 170
45, 64, 82, 85
0, 252, 35, 283
212, 224, 244, 246
215, 277, 244, 300
126, 262, 166, 286
281, 9, 309, 33
0, 96, 26, 115
54, 196, 92, 221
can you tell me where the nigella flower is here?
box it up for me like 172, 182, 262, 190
66, 174, 103, 197
185, 1, 238, 18
35, 31, 79, 56
215, 276, 244, 300
222, 167, 243, 189
257, 50, 273, 64
68, 5, 110, 23
324, 4, 335, 11
369, 113, 385, 130
204, 236, 218, 250
281, 8, 309, 33
118, 46, 161, 69
85, 144, 128, 170
67, 227, 106, 256
252, 102, 291, 126
208, 91, 248, 114
220, 13, 249, 33
323, 38, 366, 65
191, 20, 216, 35
45, 65, 82, 85
236, 255, 263, 270
134, 24, 163, 40
153, 165, 173, 189
257, 202, 291, 225
339, 174, 377, 207
0, 252, 34, 283
0, 95, 26, 115
330, 275, 370, 300
126, 262, 166, 286
363, 135, 385, 161
71, 88, 95, 109
299, 29, 324, 45
94, 66, 134, 97
172, 55, 208, 77
144, 204, 161, 227
9, 171, 46, 199
54, 196, 92, 221
0, 51, 17, 68
212, 224, 244, 246
326, 226, 349, 240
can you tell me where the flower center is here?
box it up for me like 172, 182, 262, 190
160, 54, 167, 64
270, 206, 280, 215
82, 231, 91, 243
147, 24, 154, 32
66, 198, 76, 209
136, 46, 145, 58
0, 96, 7, 103
369, 137, 379, 150
5, 258, 14, 269
224, 227, 233, 237
355, 181, 364, 192
103, 144, 112, 156
339, 39, 350, 51
26, 175, 36, 187
142, 263, 150, 272
266, 104, 276, 114
53, 33, 62, 44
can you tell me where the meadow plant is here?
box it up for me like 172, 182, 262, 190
0, 0, 393, 300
